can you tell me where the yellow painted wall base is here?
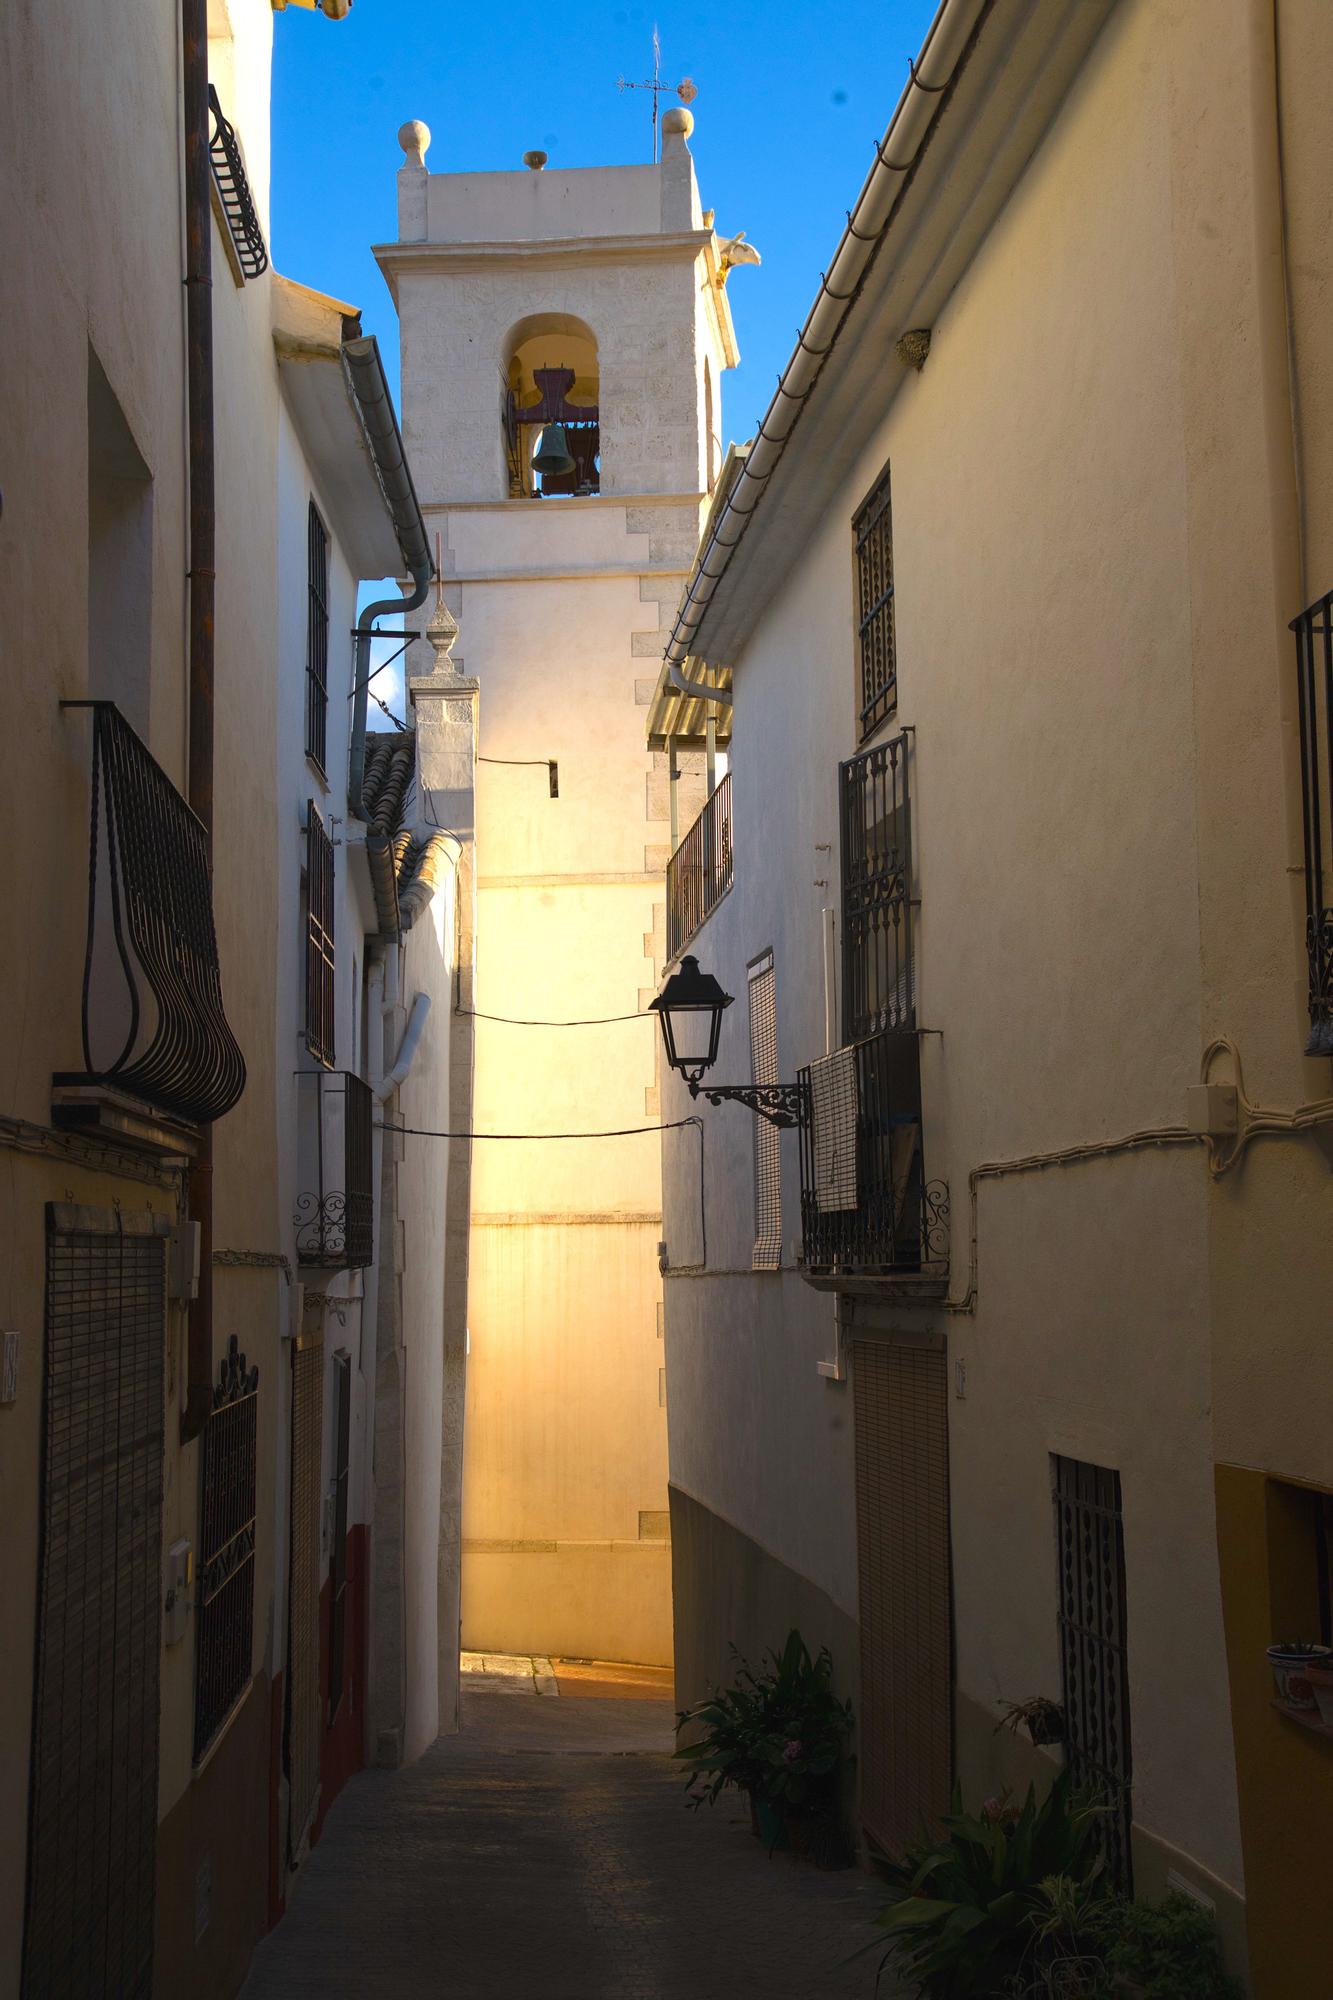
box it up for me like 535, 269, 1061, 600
462, 1542, 673, 1666
1216, 1464, 1333, 1997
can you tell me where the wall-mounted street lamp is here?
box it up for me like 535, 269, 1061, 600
649, 956, 806, 1129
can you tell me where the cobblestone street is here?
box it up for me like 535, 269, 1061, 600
242, 1664, 890, 1999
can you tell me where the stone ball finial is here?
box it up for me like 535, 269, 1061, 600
661, 105, 694, 141
523, 149, 548, 172
398, 120, 430, 168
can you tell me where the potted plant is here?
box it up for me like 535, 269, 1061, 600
865, 1774, 1110, 1996
1086, 1890, 1243, 1999
1266, 1637, 1332, 1710
674, 1628, 854, 1860
997, 1695, 1067, 1748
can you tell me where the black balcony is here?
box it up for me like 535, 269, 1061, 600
797, 1027, 947, 1281
294, 1070, 374, 1269
55, 701, 246, 1128
209, 86, 268, 280
1294, 589, 1333, 1054
667, 773, 733, 960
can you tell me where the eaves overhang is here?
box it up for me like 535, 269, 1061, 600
272, 273, 405, 576
678, 0, 1118, 671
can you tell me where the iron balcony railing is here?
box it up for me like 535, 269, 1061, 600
841, 731, 914, 1043
294, 1070, 374, 1269
56, 701, 246, 1125
667, 772, 733, 960
797, 1026, 948, 1278
1294, 589, 1333, 1053
208, 86, 268, 280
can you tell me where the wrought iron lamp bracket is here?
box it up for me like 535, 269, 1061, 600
686, 1078, 807, 1129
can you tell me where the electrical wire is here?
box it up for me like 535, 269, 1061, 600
457, 1007, 648, 1027
378, 1114, 708, 1269
478, 756, 554, 768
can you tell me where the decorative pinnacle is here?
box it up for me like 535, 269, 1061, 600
398, 120, 430, 168
427, 596, 459, 669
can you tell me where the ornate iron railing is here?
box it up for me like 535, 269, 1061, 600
294, 1070, 374, 1269
667, 772, 732, 960
797, 1027, 947, 1276
194, 1337, 259, 1763
57, 702, 246, 1124
841, 731, 913, 1043
1294, 589, 1333, 1053
208, 86, 268, 280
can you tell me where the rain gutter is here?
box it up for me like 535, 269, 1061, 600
663, 0, 989, 678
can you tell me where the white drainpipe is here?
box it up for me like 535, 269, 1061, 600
375, 991, 430, 1103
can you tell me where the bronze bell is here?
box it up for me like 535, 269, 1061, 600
531, 423, 576, 478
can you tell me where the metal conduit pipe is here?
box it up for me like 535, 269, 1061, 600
662, 0, 987, 675
341, 335, 433, 820
182, 0, 216, 1444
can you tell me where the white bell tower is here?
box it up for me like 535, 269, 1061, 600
377, 107, 738, 1667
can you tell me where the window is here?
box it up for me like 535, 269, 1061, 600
305, 802, 335, 1066
1053, 1456, 1133, 1891
306, 501, 329, 773
501, 313, 600, 498
840, 731, 913, 1043
88, 347, 153, 737
748, 952, 781, 1270
853, 461, 897, 738
1293, 589, 1333, 1052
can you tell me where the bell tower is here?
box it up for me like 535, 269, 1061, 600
377, 108, 738, 1670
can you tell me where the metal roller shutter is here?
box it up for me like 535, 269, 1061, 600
24, 1210, 166, 2000
853, 1338, 952, 1856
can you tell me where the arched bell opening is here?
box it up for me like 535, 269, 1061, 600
500, 313, 600, 499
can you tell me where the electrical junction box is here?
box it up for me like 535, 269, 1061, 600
168, 1221, 201, 1303
1185, 1083, 1238, 1136
165, 1539, 193, 1645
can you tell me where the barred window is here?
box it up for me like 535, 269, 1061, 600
306, 501, 329, 773
854, 462, 896, 739
1053, 1456, 1133, 1892
841, 731, 913, 1043
305, 802, 335, 1066
749, 952, 781, 1270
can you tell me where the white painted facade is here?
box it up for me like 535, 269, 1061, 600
377, 114, 739, 1664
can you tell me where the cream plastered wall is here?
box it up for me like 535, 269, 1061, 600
0, 0, 286, 1973
385, 129, 731, 1664
652, 0, 1333, 1902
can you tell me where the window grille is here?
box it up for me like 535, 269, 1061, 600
853, 1339, 952, 1855
841, 730, 914, 1043
306, 502, 329, 773
208, 86, 268, 280
1293, 589, 1333, 1052
294, 1070, 374, 1269
194, 1337, 259, 1763
748, 952, 781, 1270
287, 1333, 323, 1856
305, 802, 335, 1067
1052, 1455, 1133, 1891
328, 1351, 352, 1719
25, 1211, 167, 1999
854, 462, 896, 738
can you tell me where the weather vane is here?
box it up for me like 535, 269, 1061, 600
617, 25, 697, 163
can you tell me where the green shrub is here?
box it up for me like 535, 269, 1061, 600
868, 1775, 1107, 1998
1089, 1892, 1242, 1999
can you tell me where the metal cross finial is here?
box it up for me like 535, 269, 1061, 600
617, 25, 696, 162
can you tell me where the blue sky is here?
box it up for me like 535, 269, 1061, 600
272, 0, 937, 442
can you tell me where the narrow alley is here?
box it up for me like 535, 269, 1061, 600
242, 1661, 886, 2000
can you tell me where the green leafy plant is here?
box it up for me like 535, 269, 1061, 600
1087, 1892, 1242, 2000
867, 1775, 1108, 1999
674, 1628, 854, 1818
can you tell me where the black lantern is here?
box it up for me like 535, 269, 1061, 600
649, 955, 732, 1084
651, 956, 806, 1128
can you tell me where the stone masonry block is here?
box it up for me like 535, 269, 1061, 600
632, 632, 667, 658
634, 678, 657, 704
646, 773, 670, 822
643, 845, 669, 873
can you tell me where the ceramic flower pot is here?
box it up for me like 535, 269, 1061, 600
1267, 1642, 1333, 1710
1304, 1661, 1333, 1727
